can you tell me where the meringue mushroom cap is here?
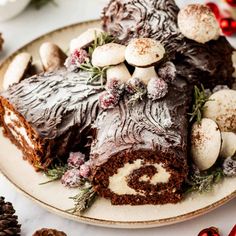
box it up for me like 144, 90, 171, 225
178, 4, 220, 44
125, 38, 165, 67
191, 118, 221, 171
69, 28, 104, 53
39, 42, 67, 72
220, 132, 236, 158
106, 63, 131, 83
3, 52, 32, 90
92, 43, 126, 67
203, 89, 236, 132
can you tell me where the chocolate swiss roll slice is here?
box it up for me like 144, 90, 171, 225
0, 70, 103, 169
90, 80, 189, 205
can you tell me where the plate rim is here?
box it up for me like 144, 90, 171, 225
0, 20, 235, 228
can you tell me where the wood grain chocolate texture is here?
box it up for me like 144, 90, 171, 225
0, 70, 103, 169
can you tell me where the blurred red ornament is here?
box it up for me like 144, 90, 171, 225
206, 2, 221, 19
220, 17, 236, 35
229, 225, 236, 236
198, 227, 220, 236
225, 0, 236, 7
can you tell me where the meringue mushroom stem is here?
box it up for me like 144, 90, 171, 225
106, 63, 131, 83
132, 66, 157, 85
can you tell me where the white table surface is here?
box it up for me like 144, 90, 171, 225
0, 0, 235, 235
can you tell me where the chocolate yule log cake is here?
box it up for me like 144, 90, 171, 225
0, 0, 235, 210
0, 70, 103, 169
102, 0, 235, 89
90, 80, 189, 205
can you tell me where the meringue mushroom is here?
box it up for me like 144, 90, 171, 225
91, 42, 130, 83
91, 43, 126, 68
178, 4, 221, 44
220, 132, 236, 158
70, 28, 104, 53
203, 89, 236, 132
106, 63, 131, 83
125, 38, 165, 84
39, 42, 67, 72
191, 118, 221, 171
3, 52, 32, 90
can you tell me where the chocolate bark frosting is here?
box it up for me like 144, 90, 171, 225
174, 36, 235, 88
102, 0, 235, 89
102, 0, 182, 56
0, 70, 104, 168
1, 70, 103, 139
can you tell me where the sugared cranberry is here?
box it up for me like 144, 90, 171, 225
223, 155, 236, 177
64, 49, 88, 71
158, 62, 176, 82
67, 152, 85, 169
99, 91, 120, 110
147, 77, 168, 100
106, 77, 124, 95
61, 169, 82, 188
79, 162, 91, 179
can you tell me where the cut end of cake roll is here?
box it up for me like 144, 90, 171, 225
91, 148, 187, 205
0, 98, 46, 168
0, 70, 103, 170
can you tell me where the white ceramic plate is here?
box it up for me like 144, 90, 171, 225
0, 20, 236, 229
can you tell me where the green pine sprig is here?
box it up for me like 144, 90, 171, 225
79, 62, 108, 86
30, 0, 57, 9
67, 181, 97, 214
185, 167, 224, 194
127, 88, 147, 106
39, 164, 68, 185
88, 32, 114, 56
188, 84, 210, 123
77, 32, 114, 86
127, 91, 146, 106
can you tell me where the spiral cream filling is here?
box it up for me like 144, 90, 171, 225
108, 159, 170, 195
4, 108, 34, 148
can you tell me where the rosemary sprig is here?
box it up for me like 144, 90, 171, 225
30, 0, 57, 9
67, 181, 97, 214
77, 32, 114, 86
185, 167, 224, 194
88, 32, 114, 56
188, 84, 209, 123
127, 90, 146, 106
79, 62, 108, 86
40, 164, 68, 185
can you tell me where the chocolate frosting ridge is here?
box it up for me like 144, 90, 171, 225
102, 0, 182, 56
1, 70, 104, 139
174, 36, 235, 88
90, 78, 189, 168
102, 0, 235, 89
